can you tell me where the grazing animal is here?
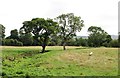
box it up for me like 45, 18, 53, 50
89, 52, 93, 56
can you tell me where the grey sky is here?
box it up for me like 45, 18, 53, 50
0, 0, 119, 36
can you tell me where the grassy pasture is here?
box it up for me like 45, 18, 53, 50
0, 46, 118, 76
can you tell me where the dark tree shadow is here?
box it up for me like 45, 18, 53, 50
75, 47, 91, 50
40, 50, 52, 53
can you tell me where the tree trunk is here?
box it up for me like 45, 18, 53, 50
63, 42, 66, 50
41, 43, 46, 53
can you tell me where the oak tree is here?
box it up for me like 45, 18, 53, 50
20, 18, 58, 53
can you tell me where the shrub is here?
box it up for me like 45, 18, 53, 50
2, 39, 23, 46
102, 42, 109, 47
109, 39, 119, 47
74, 38, 88, 46
19, 33, 33, 46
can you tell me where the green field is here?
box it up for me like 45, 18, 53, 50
1, 46, 118, 76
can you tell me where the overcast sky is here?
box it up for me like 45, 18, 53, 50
0, 0, 119, 36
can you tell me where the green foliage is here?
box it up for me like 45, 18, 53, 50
48, 34, 62, 46
9, 29, 19, 40
21, 18, 59, 52
102, 35, 112, 47
2, 39, 23, 46
88, 26, 112, 47
75, 38, 88, 46
0, 24, 5, 39
88, 33, 102, 47
1, 15, 117, 48
109, 39, 119, 47
56, 13, 84, 50
19, 30, 33, 46
66, 38, 76, 46
66, 38, 88, 46
32, 36, 42, 46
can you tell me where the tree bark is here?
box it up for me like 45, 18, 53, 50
41, 43, 46, 53
63, 42, 66, 50
41, 36, 48, 53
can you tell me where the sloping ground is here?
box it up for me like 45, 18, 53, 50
1, 46, 118, 76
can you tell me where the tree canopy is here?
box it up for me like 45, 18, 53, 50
0, 24, 5, 39
56, 13, 84, 50
88, 26, 112, 47
1, 13, 119, 48
19, 30, 33, 46
10, 29, 19, 40
20, 18, 59, 52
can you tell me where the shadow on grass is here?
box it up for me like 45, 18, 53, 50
75, 47, 91, 50
40, 50, 52, 54
19, 50, 40, 58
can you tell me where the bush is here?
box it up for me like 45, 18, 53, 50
74, 38, 88, 46
102, 42, 109, 47
109, 39, 119, 47
2, 39, 23, 46
19, 33, 33, 46
66, 39, 76, 46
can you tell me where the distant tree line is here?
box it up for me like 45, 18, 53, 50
0, 13, 120, 52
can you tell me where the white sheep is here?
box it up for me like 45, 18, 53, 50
89, 52, 93, 56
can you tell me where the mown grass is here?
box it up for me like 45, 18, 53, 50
0, 46, 118, 76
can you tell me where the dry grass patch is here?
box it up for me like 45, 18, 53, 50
55, 48, 118, 71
